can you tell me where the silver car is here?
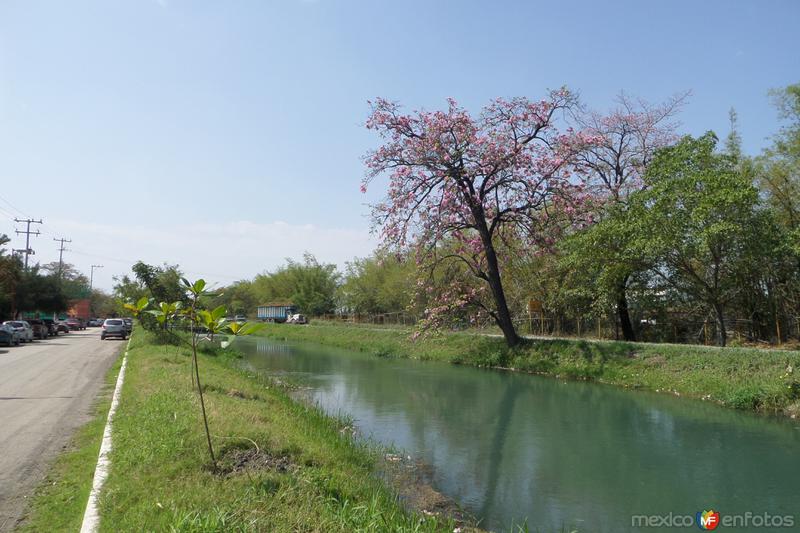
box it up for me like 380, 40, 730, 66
3, 321, 34, 343
101, 319, 127, 340
0, 323, 21, 346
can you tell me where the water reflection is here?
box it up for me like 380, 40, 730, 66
238, 337, 800, 532
254, 342, 292, 355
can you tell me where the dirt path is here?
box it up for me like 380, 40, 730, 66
0, 329, 123, 532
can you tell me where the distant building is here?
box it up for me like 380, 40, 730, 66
256, 302, 297, 323
68, 299, 91, 320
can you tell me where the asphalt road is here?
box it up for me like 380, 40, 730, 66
0, 328, 123, 532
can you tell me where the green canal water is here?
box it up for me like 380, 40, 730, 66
237, 337, 800, 532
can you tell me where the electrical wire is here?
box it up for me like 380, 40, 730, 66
0, 192, 246, 285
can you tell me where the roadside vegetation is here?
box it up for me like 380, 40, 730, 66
88, 330, 457, 532
111, 84, 800, 352
197, 84, 800, 351
259, 322, 800, 418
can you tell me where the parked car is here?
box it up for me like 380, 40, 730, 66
42, 318, 59, 336
101, 318, 127, 340
122, 318, 133, 334
87, 318, 103, 327
0, 323, 21, 346
55, 320, 70, 333
3, 321, 34, 342
26, 318, 49, 340
286, 314, 308, 325
65, 318, 82, 331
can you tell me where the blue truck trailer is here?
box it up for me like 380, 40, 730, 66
256, 303, 297, 323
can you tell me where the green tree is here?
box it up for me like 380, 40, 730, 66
250, 254, 339, 316
559, 208, 651, 335
40, 262, 91, 300
15, 267, 68, 314
112, 274, 148, 309
0, 235, 22, 317
757, 83, 800, 255
624, 133, 776, 346
751, 83, 800, 337
0, 238, 74, 317
210, 279, 258, 317
131, 261, 188, 305
338, 251, 416, 315
89, 289, 117, 317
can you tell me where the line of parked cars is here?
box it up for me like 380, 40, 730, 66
0, 319, 59, 345
0, 319, 68, 345
0, 316, 125, 347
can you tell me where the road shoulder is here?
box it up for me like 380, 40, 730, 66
14, 353, 122, 533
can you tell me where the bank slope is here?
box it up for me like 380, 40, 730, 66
91, 331, 454, 532
259, 323, 800, 417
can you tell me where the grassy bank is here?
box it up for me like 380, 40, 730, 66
259, 322, 800, 417
19, 353, 124, 532
78, 331, 456, 532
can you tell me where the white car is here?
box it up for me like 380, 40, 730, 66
286, 314, 308, 325
3, 321, 34, 343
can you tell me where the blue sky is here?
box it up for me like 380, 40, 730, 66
0, 0, 798, 290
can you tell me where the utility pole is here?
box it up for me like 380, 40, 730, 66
90, 264, 103, 290
53, 237, 72, 277
14, 218, 43, 271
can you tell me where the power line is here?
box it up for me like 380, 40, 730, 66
68, 248, 245, 282
0, 193, 68, 243
69, 248, 136, 265
0, 195, 119, 283
15, 218, 43, 271
0, 193, 30, 218
0, 205, 18, 221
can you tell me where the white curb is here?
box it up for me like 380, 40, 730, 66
80, 336, 131, 533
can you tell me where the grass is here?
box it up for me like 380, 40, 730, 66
259, 322, 800, 417
91, 331, 457, 532
18, 352, 124, 532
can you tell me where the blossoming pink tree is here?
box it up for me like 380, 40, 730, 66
362, 89, 595, 347
573, 92, 689, 203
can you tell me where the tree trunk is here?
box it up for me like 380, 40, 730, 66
469, 203, 521, 347
481, 233, 520, 347
489, 272, 520, 347
713, 302, 727, 347
617, 276, 636, 342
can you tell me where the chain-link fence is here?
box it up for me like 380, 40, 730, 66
318, 311, 800, 347
319, 312, 418, 327
510, 313, 800, 346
